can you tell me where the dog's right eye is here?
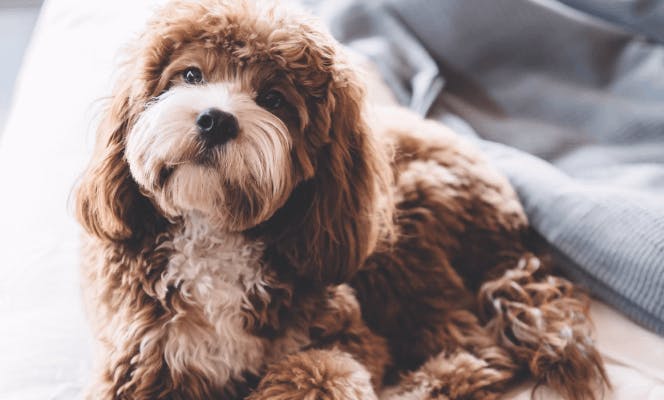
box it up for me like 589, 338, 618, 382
183, 67, 203, 84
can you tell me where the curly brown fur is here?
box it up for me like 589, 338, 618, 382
380, 309, 519, 400
478, 255, 609, 400
76, 1, 608, 399
307, 285, 392, 388
247, 349, 377, 400
352, 108, 609, 399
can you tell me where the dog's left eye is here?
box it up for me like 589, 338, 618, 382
183, 67, 203, 84
257, 90, 284, 110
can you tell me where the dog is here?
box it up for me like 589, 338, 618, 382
76, 1, 609, 399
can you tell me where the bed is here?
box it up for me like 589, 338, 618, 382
0, 0, 662, 398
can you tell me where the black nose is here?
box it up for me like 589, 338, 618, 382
196, 108, 239, 146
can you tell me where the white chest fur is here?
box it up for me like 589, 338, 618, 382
153, 213, 268, 387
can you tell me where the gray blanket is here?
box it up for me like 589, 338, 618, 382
318, 0, 664, 334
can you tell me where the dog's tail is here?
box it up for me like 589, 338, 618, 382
478, 253, 610, 400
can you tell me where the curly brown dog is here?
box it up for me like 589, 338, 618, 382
76, 1, 608, 399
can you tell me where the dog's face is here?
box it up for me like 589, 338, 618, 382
125, 42, 302, 231
77, 0, 391, 283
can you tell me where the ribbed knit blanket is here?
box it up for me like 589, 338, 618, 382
320, 0, 664, 334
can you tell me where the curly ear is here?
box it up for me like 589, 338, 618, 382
75, 84, 159, 244
266, 64, 392, 285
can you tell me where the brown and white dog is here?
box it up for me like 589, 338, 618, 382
76, 1, 609, 399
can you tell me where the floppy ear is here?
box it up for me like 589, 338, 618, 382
75, 84, 160, 244
309, 69, 388, 283
267, 64, 392, 285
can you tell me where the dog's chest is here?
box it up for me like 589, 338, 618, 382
155, 215, 269, 386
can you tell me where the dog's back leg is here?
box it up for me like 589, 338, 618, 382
381, 309, 520, 400
478, 254, 609, 400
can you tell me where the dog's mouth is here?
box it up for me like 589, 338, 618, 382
156, 146, 220, 188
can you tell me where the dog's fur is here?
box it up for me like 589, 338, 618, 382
76, 1, 609, 399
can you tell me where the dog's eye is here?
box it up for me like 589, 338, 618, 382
257, 90, 284, 110
183, 67, 203, 84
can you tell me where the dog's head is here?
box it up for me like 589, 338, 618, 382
76, 0, 391, 283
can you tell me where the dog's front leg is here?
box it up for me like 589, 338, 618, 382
246, 284, 388, 400
307, 284, 391, 389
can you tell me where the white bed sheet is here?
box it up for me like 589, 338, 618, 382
0, 1, 661, 399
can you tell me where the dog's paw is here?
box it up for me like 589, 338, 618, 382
381, 351, 512, 400
480, 255, 609, 400
247, 349, 377, 400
